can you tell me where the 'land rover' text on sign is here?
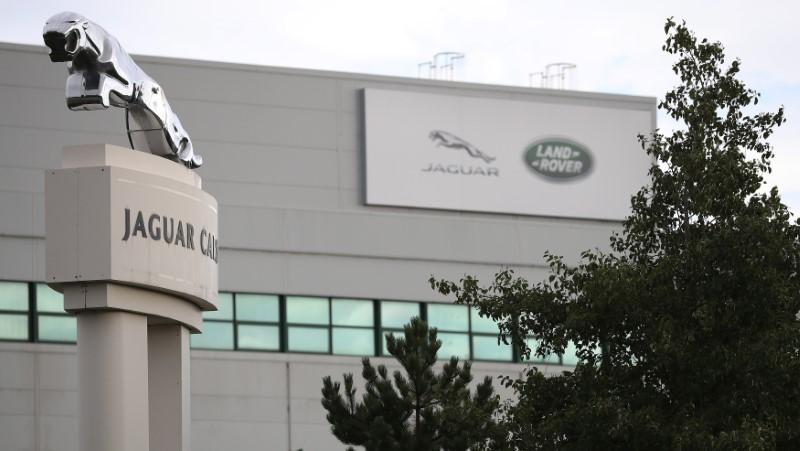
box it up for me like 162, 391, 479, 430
524, 139, 593, 180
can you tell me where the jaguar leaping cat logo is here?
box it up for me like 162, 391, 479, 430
428, 130, 495, 164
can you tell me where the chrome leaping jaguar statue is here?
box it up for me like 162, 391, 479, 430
42, 12, 202, 169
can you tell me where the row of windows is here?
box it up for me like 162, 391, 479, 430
0, 281, 578, 365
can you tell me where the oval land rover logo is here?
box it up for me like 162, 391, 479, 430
524, 139, 593, 180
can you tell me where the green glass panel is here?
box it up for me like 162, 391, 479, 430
236, 294, 279, 322
381, 329, 403, 356
472, 335, 513, 361
427, 304, 468, 332
38, 315, 76, 342
0, 282, 27, 311
525, 338, 560, 364
237, 324, 279, 350
286, 297, 329, 325
380, 301, 419, 329
203, 292, 233, 320
36, 284, 63, 313
288, 326, 328, 353
332, 327, 375, 356
332, 299, 373, 327
470, 308, 500, 334
0, 314, 28, 340
562, 341, 579, 366
437, 332, 470, 360
191, 321, 233, 349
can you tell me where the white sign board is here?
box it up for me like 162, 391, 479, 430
364, 89, 654, 221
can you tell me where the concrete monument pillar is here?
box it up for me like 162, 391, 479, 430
46, 144, 219, 451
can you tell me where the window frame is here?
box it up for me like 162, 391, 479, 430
34, 283, 76, 344
331, 298, 376, 356
426, 303, 472, 360
469, 307, 513, 363
284, 295, 333, 354
0, 280, 33, 343
234, 292, 281, 352
190, 291, 235, 350
377, 299, 422, 357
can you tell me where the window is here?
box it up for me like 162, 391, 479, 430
561, 341, 580, 366
524, 337, 561, 365
236, 294, 279, 351
284, 296, 378, 356
191, 292, 234, 349
332, 299, 374, 356
472, 335, 513, 361
379, 300, 420, 356
522, 338, 584, 366
470, 308, 512, 361
36, 284, 75, 342
0, 282, 28, 340
286, 296, 329, 353
427, 304, 470, 360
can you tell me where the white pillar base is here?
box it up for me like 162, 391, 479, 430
77, 310, 150, 451
148, 324, 192, 451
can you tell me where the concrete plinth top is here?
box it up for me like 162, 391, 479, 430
46, 144, 219, 313
62, 144, 202, 189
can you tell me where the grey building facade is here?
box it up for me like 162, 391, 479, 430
0, 42, 655, 450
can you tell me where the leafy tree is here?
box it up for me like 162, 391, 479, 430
321, 317, 504, 451
431, 19, 800, 450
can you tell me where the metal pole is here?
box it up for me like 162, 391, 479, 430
529, 71, 544, 88
561, 64, 576, 89
433, 52, 463, 80
417, 61, 432, 79
448, 53, 464, 81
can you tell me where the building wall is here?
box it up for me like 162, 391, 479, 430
0, 42, 655, 450
0, 342, 565, 451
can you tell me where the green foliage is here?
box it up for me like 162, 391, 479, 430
321, 317, 504, 451
431, 18, 800, 450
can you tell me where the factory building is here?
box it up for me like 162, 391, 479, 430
0, 42, 654, 450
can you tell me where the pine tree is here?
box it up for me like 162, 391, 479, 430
432, 19, 800, 450
321, 317, 503, 451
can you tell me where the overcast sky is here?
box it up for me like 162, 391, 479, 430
3, 0, 800, 213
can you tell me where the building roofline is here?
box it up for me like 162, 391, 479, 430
2, 41, 657, 108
